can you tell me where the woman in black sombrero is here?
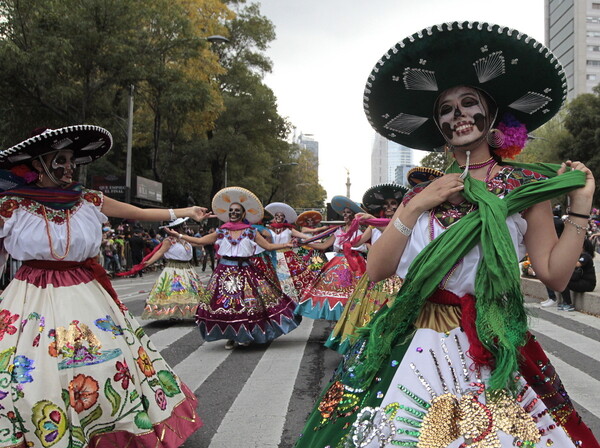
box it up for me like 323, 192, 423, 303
324, 183, 408, 354
295, 22, 598, 448
0, 126, 208, 447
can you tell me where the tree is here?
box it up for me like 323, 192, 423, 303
514, 110, 567, 165
420, 151, 451, 171
556, 87, 600, 202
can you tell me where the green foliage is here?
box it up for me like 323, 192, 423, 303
0, 0, 327, 210
419, 151, 451, 171
514, 110, 566, 164
555, 90, 600, 204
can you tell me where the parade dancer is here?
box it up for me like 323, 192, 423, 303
166, 187, 301, 350
264, 202, 315, 301
295, 210, 329, 272
295, 22, 599, 448
295, 196, 367, 321
139, 218, 209, 320
0, 126, 206, 448
324, 183, 408, 354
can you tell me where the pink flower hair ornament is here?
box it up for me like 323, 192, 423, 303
494, 114, 528, 160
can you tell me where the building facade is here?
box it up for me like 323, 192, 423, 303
371, 133, 414, 186
545, 0, 600, 99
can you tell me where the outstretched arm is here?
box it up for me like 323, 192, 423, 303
163, 227, 218, 246
102, 196, 213, 222
307, 235, 335, 251
255, 232, 293, 251
143, 239, 171, 266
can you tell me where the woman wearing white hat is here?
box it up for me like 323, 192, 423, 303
264, 202, 315, 301
167, 187, 302, 350
0, 126, 208, 447
138, 218, 209, 320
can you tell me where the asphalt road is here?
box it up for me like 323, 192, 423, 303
111, 267, 600, 447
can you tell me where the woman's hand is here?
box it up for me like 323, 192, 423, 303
164, 228, 179, 237
187, 206, 214, 222
558, 161, 595, 213
407, 174, 465, 213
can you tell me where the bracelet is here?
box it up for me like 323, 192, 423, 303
567, 211, 590, 220
564, 217, 586, 235
393, 218, 413, 236
178, 233, 184, 239
168, 208, 177, 221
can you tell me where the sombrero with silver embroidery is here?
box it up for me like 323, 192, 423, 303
331, 195, 363, 216
407, 166, 445, 187
212, 186, 264, 224
0, 125, 113, 169
362, 183, 409, 214
265, 202, 298, 224
296, 210, 323, 227
364, 21, 567, 151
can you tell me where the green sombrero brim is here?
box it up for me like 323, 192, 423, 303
0, 125, 112, 169
362, 183, 409, 212
364, 21, 567, 151
331, 196, 363, 215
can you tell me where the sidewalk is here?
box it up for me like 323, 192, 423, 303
521, 260, 600, 315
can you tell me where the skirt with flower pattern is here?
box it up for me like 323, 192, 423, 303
196, 258, 301, 344
272, 249, 318, 303
0, 264, 201, 448
142, 260, 208, 320
295, 253, 363, 321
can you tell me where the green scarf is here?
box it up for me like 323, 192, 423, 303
356, 162, 586, 392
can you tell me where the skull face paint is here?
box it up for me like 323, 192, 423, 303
228, 203, 245, 223
436, 86, 489, 148
39, 150, 76, 185
342, 207, 355, 223
382, 198, 399, 218
274, 212, 286, 223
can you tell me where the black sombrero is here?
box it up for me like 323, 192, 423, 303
363, 21, 567, 151
362, 183, 409, 214
0, 125, 112, 169
407, 166, 445, 187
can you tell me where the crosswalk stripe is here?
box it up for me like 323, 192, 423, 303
172, 338, 233, 392
142, 324, 196, 350
529, 315, 600, 358
208, 319, 315, 448
545, 351, 600, 416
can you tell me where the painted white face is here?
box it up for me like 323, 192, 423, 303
228, 203, 245, 222
342, 207, 355, 223
274, 212, 285, 223
436, 86, 488, 148
44, 150, 76, 184
382, 198, 399, 218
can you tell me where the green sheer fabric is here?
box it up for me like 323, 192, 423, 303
356, 161, 586, 392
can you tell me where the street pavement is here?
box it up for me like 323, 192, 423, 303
111, 267, 600, 448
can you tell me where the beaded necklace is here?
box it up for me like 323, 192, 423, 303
458, 156, 496, 170
42, 206, 71, 260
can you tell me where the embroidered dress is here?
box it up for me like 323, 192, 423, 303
196, 227, 301, 343
267, 228, 318, 302
325, 228, 403, 354
295, 167, 599, 448
295, 228, 366, 321
142, 237, 208, 320
0, 190, 201, 448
